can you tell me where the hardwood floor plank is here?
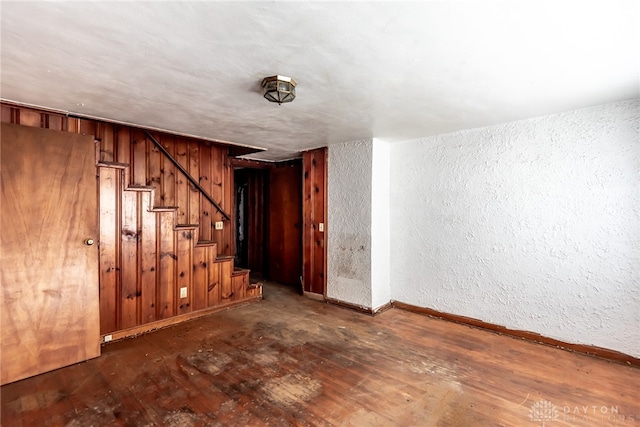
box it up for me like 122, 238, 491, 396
2, 282, 638, 426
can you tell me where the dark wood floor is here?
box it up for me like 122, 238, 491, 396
2, 282, 639, 426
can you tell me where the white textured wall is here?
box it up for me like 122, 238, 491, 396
327, 140, 373, 307
371, 139, 391, 309
390, 100, 640, 357
328, 138, 391, 309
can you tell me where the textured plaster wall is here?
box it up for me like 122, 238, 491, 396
371, 139, 391, 309
327, 140, 373, 307
390, 100, 640, 357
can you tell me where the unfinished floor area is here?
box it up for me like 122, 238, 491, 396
2, 282, 639, 426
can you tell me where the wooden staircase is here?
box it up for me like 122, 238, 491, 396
97, 161, 262, 341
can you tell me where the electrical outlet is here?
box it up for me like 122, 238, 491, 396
215, 221, 224, 230
319, 222, 324, 232
104, 334, 113, 343
180, 287, 187, 298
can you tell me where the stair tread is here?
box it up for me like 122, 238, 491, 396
232, 268, 250, 277
97, 161, 129, 168
150, 206, 179, 211
128, 184, 155, 189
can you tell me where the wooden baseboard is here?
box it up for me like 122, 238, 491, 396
391, 301, 640, 368
326, 298, 371, 314
373, 301, 393, 315
303, 291, 325, 301
326, 298, 393, 316
101, 297, 262, 344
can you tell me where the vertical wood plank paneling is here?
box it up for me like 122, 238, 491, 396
161, 135, 176, 208
240, 272, 247, 300
210, 146, 223, 211
139, 192, 157, 325
302, 152, 313, 294
207, 250, 220, 307
1, 102, 261, 342
175, 229, 192, 315
131, 131, 147, 186
269, 162, 303, 286
67, 117, 80, 134
302, 148, 327, 295
232, 273, 247, 301
0, 105, 63, 131
16, 109, 42, 127
54, 114, 66, 131
98, 122, 115, 162
40, 113, 51, 129
1, 105, 12, 123
192, 246, 208, 311
223, 150, 234, 256
98, 167, 120, 334
148, 143, 162, 205
219, 260, 232, 302
199, 145, 212, 241
158, 212, 176, 320
313, 150, 327, 295
78, 118, 96, 137
115, 126, 131, 167
120, 190, 139, 329
210, 146, 224, 252
175, 138, 189, 224
188, 141, 200, 225
45, 113, 65, 131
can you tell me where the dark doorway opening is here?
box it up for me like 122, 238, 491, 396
234, 167, 268, 275
233, 160, 302, 289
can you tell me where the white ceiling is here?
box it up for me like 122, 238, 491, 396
1, 1, 638, 160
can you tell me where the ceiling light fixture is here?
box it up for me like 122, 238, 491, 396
261, 75, 297, 105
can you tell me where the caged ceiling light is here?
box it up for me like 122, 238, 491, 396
261, 75, 297, 104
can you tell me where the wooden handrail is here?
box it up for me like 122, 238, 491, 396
144, 130, 231, 221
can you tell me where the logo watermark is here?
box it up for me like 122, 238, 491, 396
525, 397, 638, 425
529, 400, 559, 426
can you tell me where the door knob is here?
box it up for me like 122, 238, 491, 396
84, 238, 95, 246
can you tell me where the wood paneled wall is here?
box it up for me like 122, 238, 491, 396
92, 124, 234, 254
1, 104, 233, 252
1, 103, 259, 337
269, 161, 303, 287
302, 148, 327, 295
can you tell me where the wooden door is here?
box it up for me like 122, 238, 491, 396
302, 148, 327, 296
269, 161, 303, 287
1, 123, 100, 385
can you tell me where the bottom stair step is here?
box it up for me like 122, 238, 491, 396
247, 282, 263, 299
